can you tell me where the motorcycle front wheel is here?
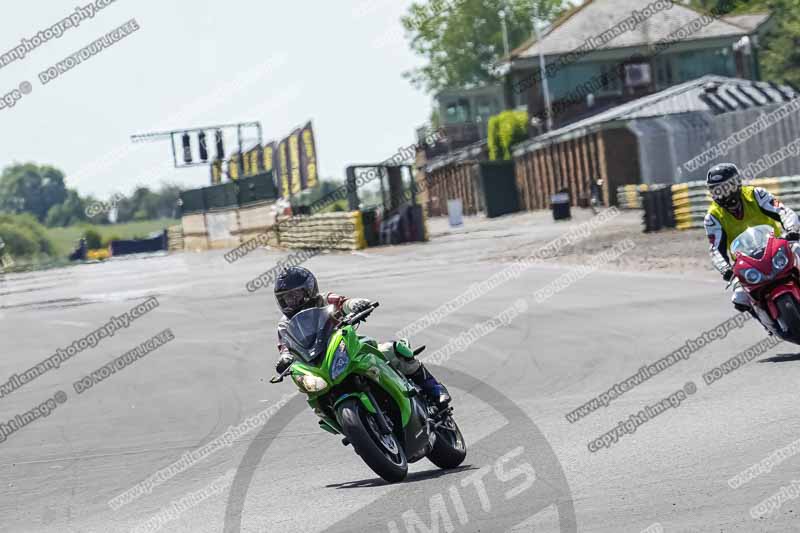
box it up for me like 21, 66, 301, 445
337, 398, 408, 483
776, 293, 800, 341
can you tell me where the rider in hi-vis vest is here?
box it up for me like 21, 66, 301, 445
704, 163, 800, 328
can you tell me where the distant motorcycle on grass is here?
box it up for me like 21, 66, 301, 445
270, 302, 466, 482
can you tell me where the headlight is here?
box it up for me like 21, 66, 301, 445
330, 341, 350, 381
743, 268, 764, 284
773, 248, 790, 271
292, 374, 328, 393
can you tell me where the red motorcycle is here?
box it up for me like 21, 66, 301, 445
731, 225, 800, 342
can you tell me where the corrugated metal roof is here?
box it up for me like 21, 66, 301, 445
514, 75, 799, 153
511, 0, 764, 61
425, 140, 486, 172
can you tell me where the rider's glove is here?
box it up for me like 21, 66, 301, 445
785, 231, 800, 242
722, 268, 734, 282
348, 298, 371, 314
276, 354, 293, 374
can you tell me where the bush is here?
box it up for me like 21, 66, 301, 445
488, 115, 502, 160
0, 223, 39, 257
83, 229, 103, 249
0, 213, 55, 257
487, 111, 529, 161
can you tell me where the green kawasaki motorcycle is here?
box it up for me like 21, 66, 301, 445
270, 302, 466, 482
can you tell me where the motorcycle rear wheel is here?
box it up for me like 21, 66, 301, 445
427, 415, 467, 469
337, 398, 408, 483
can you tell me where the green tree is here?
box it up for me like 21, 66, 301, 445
154, 183, 182, 219
401, 0, 567, 93
114, 184, 180, 223
45, 189, 90, 227
750, 0, 800, 86
689, 0, 800, 85
0, 163, 67, 222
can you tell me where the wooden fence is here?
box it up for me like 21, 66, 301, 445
422, 162, 482, 217
513, 131, 610, 210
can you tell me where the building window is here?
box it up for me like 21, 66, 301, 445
674, 49, 735, 83
597, 63, 622, 95
444, 99, 470, 124
654, 56, 673, 89
475, 97, 495, 122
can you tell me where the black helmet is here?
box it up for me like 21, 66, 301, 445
274, 266, 320, 318
707, 163, 742, 209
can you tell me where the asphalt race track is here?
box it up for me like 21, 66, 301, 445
1, 215, 798, 533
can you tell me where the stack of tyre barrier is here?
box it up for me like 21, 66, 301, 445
672, 176, 800, 230
616, 184, 650, 209
167, 225, 184, 252
671, 180, 710, 230
238, 203, 280, 247
276, 211, 366, 250
641, 186, 676, 232
182, 213, 209, 251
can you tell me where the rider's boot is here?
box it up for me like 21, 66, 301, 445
393, 340, 451, 408
735, 302, 774, 335
732, 282, 776, 335
408, 363, 451, 408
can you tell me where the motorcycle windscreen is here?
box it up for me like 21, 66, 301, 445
731, 224, 775, 258
283, 306, 336, 364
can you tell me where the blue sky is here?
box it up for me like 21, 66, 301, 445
0, 0, 431, 199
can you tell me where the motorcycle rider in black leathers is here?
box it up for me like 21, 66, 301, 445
273, 266, 450, 407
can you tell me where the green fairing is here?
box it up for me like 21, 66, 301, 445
289, 324, 415, 428
318, 419, 340, 435
333, 392, 376, 414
